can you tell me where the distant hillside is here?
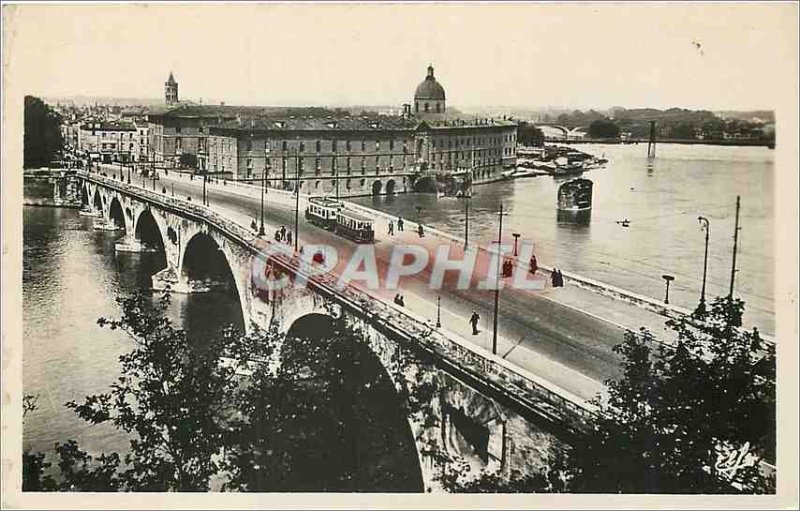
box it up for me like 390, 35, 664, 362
714, 110, 774, 123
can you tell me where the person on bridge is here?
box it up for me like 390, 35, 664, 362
469, 311, 480, 335
388, 220, 395, 236
280, 225, 287, 241
529, 254, 538, 274
286, 231, 293, 245
397, 216, 404, 232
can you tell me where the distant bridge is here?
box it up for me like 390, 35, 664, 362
80, 170, 597, 492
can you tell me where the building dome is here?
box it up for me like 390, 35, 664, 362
414, 65, 446, 101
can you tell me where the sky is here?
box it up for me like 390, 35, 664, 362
3, 2, 798, 111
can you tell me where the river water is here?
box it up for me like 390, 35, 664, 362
352, 143, 775, 334
22, 206, 245, 456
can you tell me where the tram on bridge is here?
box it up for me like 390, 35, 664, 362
305, 196, 375, 243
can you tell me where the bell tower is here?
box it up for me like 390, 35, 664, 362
165, 72, 179, 106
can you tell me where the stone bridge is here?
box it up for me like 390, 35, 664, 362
80, 171, 596, 492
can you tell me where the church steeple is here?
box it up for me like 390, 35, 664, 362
165, 72, 179, 106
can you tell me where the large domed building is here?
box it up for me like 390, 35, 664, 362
414, 65, 446, 119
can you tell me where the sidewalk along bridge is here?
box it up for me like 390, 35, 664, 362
80, 171, 598, 492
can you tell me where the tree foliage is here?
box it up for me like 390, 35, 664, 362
587, 119, 621, 139
24, 96, 63, 168
565, 296, 775, 493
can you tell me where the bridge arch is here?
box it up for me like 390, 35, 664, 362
179, 230, 248, 330
371, 180, 382, 196
134, 208, 167, 256
108, 197, 126, 231
385, 179, 397, 195
280, 312, 425, 492
92, 188, 103, 212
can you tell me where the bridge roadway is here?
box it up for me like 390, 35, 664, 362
106, 167, 668, 400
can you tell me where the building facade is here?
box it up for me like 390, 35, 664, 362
148, 65, 517, 196
77, 121, 139, 163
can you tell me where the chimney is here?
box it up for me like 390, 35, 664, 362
402, 103, 412, 118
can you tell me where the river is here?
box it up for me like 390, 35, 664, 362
352, 143, 775, 335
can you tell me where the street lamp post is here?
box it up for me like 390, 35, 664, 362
260, 147, 269, 236
696, 216, 710, 316
512, 233, 521, 257
202, 173, 208, 206
464, 195, 470, 250
492, 203, 507, 356
662, 274, 675, 304
436, 296, 442, 328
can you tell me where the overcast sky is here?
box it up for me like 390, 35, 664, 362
4, 2, 797, 111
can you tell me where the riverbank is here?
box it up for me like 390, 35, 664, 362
551, 138, 774, 147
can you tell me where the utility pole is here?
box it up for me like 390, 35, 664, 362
294, 148, 300, 252
492, 203, 507, 356
647, 120, 657, 158
729, 195, 741, 299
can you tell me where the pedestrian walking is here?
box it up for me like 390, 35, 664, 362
397, 294, 405, 307
388, 221, 395, 236
417, 224, 425, 238
280, 225, 286, 241
551, 268, 559, 287
469, 310, 480, 335
251, 219, 257, 231
397, 217, 404, 232
274, 229, 281, 242
556, 269, 564, 287
286, 230, 293, 245
529, 254, 538, 274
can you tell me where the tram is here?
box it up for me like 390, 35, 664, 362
305, 196, 375, 243
305, 196, 343, 230
335, 209, 375, 243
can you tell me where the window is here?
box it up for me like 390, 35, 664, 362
315, 141, 321, 152
425, 103, 430, 112
360, 178, 366, 186
102, 132, 106, 138
176, 126, 182, 134
282, 141, 288, 151
298, 158, 304, 174
346, 140, 351, 151
299, 142, 305, 152
315, 158, 321, 174
332, 140, 338, 152
246, 140, 252, 151
361, 140, 366, 151
375, 141, 380, 151
436, 103, 441, 113
199, 126, 204, 134
389, 140, 394, 150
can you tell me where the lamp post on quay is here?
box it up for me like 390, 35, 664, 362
696, 216, 710, 316
512, 232, 521, 257
662, 274, 675, 305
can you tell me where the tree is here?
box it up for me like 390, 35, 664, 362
24, 96, 63, 168
517, 122, 545, 147
565, 296, 775, 493
587, 119, 620, 139
36, 290, 276, 491
179, 153, 197, 169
